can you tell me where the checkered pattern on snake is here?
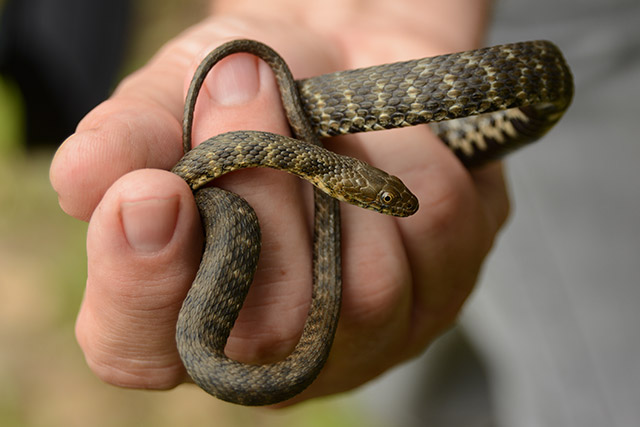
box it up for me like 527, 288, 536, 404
170, 39, 573, 406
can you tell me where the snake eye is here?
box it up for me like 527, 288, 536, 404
379, 191, 395, 205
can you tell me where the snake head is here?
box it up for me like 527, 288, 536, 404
372, 175, 419, 217
336, 164, 419, 217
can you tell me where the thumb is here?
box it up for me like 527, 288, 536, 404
181, 43, 320, 364
76, 169, 202, 388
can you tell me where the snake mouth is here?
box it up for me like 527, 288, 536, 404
350, 187, 418, 217
380, 194, 419, 217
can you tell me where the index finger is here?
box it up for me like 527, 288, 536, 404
49, 22, 218, 221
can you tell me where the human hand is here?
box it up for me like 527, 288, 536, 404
49, 0, 505, 404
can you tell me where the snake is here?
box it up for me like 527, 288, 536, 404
170, 39, 573, 406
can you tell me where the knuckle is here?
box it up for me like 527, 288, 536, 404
421, 173, 470, 236
75, 309, 184, 389
341, 251, 409, 328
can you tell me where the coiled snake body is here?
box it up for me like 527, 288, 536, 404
171, 39, 573, 405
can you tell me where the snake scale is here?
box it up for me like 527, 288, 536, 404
170, 39, 573, 405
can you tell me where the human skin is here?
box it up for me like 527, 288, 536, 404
49, 0, 506, 405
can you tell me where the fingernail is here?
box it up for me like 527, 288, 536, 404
121, 196, 180, 253
208, 53, 260, 106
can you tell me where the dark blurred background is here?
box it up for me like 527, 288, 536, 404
0, 0, 130, 146
0, 0, 208, 149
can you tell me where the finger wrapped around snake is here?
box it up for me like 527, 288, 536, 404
170, 39, 573, 406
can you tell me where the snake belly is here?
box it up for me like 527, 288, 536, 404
172, 39, 573, 406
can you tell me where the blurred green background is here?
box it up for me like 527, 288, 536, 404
0, 1, 376, 425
